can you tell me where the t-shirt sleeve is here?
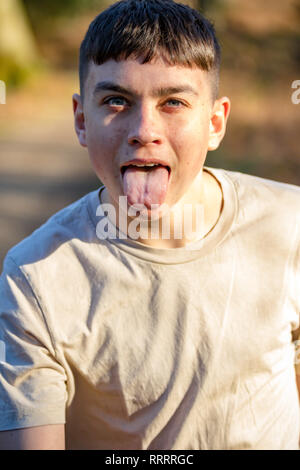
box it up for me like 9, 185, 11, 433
0, 255, 67, 431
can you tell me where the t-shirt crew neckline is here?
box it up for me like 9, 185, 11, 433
87, 167, 238, 264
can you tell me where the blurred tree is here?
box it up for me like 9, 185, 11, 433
23, 0, 108, 23
180, 0, 221, 13
20, 0, 111, 69
0, 0, 38, 86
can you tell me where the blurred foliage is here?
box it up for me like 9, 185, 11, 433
22, 0, 103, 20
3, 0, 299, 94
0, 55, 32, 87
20, 0, 111, 69
196, 0, 223, 13
184, 0, 299, 88
22, 0, 110, 39
0, 0, 40, 87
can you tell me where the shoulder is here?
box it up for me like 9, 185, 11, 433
221, 168, 300, 210
209, 167, 300, 248
210, 167, 300, 225
0, 189, 105, 339
4, 189, 100, 270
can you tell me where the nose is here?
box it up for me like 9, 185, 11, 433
127, 105, 162, 146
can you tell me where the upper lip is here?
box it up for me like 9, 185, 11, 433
120, 159, 171, 175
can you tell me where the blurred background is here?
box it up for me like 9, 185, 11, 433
0, 0, 299, 268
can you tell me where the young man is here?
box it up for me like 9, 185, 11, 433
0, 0, 300, 450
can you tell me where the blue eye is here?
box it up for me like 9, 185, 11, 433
166, 99, 184, 107
104, 97, 128, 107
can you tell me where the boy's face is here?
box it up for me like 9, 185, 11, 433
73, 57, 230, 215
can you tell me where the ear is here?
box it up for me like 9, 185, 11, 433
72, 93, 87, 148
208, 97, 231, 151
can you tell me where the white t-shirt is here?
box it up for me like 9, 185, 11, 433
0, 167, 300, 450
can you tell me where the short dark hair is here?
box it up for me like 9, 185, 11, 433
79, 0, 221, 100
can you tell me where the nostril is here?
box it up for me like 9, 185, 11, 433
128, 136, 162, 146
128, 137, 140, 146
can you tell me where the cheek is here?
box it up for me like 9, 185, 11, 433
171, 112, 210, 142
85, 122, 116, 162
169, 121, 210, 180
87, 117, 124, 151
86, 124, 124, 184
170, 118, 210, 159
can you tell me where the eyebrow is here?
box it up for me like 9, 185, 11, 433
93, 81, 199, 98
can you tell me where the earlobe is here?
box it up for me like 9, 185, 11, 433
72, 93, 87, 148
208, 97, 231, 151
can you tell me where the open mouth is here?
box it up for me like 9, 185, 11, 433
121, 162, 171, 208
121, 163, 171, 177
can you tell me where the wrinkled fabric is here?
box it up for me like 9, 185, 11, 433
0, 167, 300, 450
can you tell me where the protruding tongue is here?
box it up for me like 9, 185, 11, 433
122, 165, 169, 208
